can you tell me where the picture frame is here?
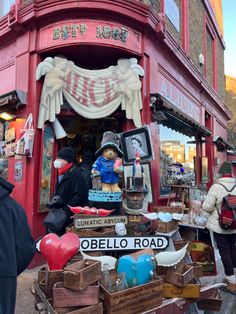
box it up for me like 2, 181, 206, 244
120, 125, 154, 164
123, 162, 153, 203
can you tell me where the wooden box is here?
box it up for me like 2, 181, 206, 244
54, 303, 103, 314
173, 239, 189, 251
197, 290, 222, 311
188, 262, 203, 278
100, 278, 163, 314
38, 266, 63, 298
53, 282, 99, 308
63, 259, 101, 291
163, 283, 200, 298
153, 206, 184, 214
166, 264, 194, 287
156, 220, 179, 233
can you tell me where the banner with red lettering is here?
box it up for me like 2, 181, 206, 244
36, 56, 144, 129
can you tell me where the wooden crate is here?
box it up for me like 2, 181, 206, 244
166, 264, 194, 287
53, 282, 99, 308
35, 281, 102, 314
38, 266, 63, 298
153, 206, 184, 214
100, 278, 163, 314
63, 259, 101, 291
173, 239, 189, 251
188, 262, 203, 278
163, 283, 200, 298
197, 289, 222, 311
156, 220, 178, 233
54, 303, 103, 314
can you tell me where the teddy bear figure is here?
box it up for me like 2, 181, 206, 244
92, 131, 123, 192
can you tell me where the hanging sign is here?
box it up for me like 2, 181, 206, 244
74, 215, 128, 229
80, 236, 168, 251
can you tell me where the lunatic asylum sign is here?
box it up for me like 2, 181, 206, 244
74, 215, 128, 229
80, 236, 168, 251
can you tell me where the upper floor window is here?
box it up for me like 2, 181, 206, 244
0, 0, 15, 17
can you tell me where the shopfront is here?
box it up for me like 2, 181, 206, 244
0, 1, 231, 260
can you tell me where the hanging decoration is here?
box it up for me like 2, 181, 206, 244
36, 56, 144, 129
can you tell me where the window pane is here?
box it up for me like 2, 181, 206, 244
160, 125, 196, 196
1, 0, 15, 17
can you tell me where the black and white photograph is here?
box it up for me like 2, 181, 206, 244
120, 126, 154, 163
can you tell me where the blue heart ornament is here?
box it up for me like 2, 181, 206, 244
117, 254, 156, 287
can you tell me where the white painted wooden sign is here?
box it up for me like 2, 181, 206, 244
74, 215, 128, 229
80, 236, 168, 251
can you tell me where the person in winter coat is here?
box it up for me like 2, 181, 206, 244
0, 177, 36, 314
48, 147, 88, 235
202, 161, 236, 291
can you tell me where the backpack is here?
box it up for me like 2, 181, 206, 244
217, 183, 236, 230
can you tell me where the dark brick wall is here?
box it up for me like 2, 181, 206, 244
217, 39, 225, 100
189, 0, 205, 76
135, 0, 161, 11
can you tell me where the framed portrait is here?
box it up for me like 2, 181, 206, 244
123, 162, 153, 203
120, 126, 154, 164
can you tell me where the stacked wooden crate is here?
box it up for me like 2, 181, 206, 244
36, 259, 103, 313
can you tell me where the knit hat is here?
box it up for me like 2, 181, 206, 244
95, 131, 123, 157
57, 147, 75, 163
218, 161, 232, 175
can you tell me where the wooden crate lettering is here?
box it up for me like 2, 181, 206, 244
163, 283, 200, 298
53, 282, 99, 308
63, 259, 101, 291
153, 206, 184, 214
100, 278, 162, 314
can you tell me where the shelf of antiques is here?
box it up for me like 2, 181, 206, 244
34, 131, 224, 313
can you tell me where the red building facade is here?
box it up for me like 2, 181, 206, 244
0, 0, 231, 258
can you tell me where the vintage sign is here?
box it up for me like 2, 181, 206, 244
39, 20, 141, 54
158, 73, 201, 122
80, 236, 168, 251
74, 215, 128, 229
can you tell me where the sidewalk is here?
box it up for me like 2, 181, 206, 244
15, 259, 236, 314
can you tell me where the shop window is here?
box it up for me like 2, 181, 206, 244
160, 125, 196, 196
0, 0, 15, 17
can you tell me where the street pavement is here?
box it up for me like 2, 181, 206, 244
15, 259, 236, 314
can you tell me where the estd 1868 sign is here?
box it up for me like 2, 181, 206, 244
80, 236, 168, 251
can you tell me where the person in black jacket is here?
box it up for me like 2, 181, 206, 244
47, 147, 88, 235
0, 177, 36, 314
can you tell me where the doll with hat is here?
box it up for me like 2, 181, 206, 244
91, 131, 123, 192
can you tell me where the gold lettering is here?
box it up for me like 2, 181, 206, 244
53, 28, 60, 40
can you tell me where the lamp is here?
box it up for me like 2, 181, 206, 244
0, 112, 16, 121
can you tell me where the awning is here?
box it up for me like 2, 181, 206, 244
0, 90, 27, 108
213, 136, 234, 152
152, 94, 212, 138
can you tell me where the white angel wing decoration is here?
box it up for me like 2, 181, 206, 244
80, 250, 117, 271
129, 58, 145, 76
155, 243, 189, 267
36, 57, 54, 81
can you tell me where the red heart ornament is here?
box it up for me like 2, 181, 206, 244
40, 232, 80, 270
